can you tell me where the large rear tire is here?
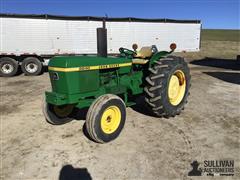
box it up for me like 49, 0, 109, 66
86, 94, 126, 143
144, 56, 191, 118
0, 57, 19, 77
21, 57, 43, 76
42, 98, 74, 125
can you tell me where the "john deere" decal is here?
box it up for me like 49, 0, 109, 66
48, 63, 132, 72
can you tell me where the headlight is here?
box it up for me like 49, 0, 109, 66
50, 72, 59, 80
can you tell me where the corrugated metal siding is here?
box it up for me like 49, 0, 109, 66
0, 17, 201, 55
47, 20, 102, 54
107, 22, 201, 53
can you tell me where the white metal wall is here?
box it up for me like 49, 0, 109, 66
0, 18, 102, 55
107, 22, 201, 53
0, 17, 201, 55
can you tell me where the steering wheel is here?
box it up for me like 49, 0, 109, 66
119, 47, 136, 57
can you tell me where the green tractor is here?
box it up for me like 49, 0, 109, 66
43, 27, 190, 143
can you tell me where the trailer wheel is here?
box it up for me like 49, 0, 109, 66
0, 57, 19, 77
42, 98, 74, 125
86, 94, 126, 143
144, 56, 191, 118
21, 57, 43, 76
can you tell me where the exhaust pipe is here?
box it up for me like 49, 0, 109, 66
97, 19, 107, 57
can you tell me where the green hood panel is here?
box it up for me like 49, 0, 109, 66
49, 55, 132, 68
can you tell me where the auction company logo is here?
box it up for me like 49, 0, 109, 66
188, 160, 234, 176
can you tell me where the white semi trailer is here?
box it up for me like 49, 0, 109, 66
0, 14, 201, 77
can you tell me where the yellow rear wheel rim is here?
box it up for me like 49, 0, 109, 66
101, 106, 121, 134
168, 70, 186, 106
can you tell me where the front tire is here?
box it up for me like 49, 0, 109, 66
21, 57, 43, 76
42, 99, 74, 125
86, 94, 126, 143
144, 56, 191, 117
0, 57, 19, 77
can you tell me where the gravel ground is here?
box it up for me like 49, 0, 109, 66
0, 42, 240, 179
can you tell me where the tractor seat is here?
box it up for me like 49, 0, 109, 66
134, 46, 153, 59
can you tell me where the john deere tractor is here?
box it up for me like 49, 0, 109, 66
43, 26, 190, 143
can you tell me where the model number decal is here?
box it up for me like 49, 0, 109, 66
48, 63, 132, 72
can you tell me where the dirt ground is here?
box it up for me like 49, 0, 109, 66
0, 40, 240, 180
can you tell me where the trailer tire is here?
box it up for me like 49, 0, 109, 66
21, 57, 43, 76
86, 94, 126, 143
144, 56, 191, 118
0, 57, 19, 77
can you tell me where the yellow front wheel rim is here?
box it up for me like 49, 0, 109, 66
168, 70, 186, 106
101, 106, 121, 134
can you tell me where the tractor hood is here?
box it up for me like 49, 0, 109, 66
48, 55, 132, 70
47, 55, 133, 99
